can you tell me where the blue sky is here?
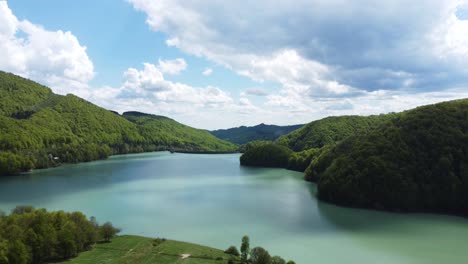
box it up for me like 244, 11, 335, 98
1, 0, 468, 129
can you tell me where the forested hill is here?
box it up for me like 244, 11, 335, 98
210, 123, 303, 144
308, 99, 468, 214
240, 99, 468, 215
276, 115, 394, 151
0, 71, 236, 175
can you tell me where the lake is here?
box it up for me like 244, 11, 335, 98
0, 152, 467, 263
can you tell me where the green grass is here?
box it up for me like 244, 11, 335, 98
59, 235, 238, 264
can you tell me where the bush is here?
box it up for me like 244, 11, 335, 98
250, 247, 271, 264
224, 245, 240, 256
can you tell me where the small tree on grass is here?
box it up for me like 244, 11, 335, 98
250, 247, 271, 264
240, 235, 250, 263
100, 222, 120, 242
224, 246, 240, 256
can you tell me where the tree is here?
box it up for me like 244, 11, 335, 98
7, 240, 29, 264
0, 240, 8, 264
100, 222, 120, 242
250, 247, 271, 264
11, 205, 34, 215
271, 256, 286, 264
240, 235, 250, 263
224, 246, 240, 256
286, 261, 296, 264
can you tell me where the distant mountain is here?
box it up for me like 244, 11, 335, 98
210, 123, 303, 144
0, 71, 236, 175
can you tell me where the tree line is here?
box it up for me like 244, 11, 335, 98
0, 206, 120, 264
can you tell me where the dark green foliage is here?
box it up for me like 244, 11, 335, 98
0, 206, 118, 263
286, 261, 296, 264
250, 247, 271, 264
240, 143, 293, 168
100, 222, 120, 242
224, 246, 240, 256
240, 235, 250, 264
0, 71, 236, 176
271, 256, 286, 264
240, 114, 392, 171
210, 123, 303, 144
238, 140, 272, 153
309, 99, 468, 214
287, 148, 321, 172
277, 115, 393, 151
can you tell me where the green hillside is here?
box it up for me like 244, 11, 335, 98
240, 99, 468, 214
211, 123, 303, 144
0, 71, 236, 176
123, 111, 235, 153
308, 99, 468, 214
277, 115, 393, 151
60, 235, 237, 264
240, 114, 393, 171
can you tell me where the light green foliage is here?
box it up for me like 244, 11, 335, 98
123, 111, 236, 153
0, 71, 236, 176
277, 115, 394, 151
60, 235, 237, 264
0, 206, 119, 263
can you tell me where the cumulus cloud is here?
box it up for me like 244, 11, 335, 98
242, 87, 268, 97
157, 58, 187, 75
0, 1, 94, 95
87, 62, 240, 122
202, 68, 213, 76
129, 0, 468, 121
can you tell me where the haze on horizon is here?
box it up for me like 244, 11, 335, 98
1, 0, 468, 129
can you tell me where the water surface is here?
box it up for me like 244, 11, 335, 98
0, 152, 467, 263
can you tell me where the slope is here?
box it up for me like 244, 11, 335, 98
307, 99, 468, 214
0, 71, 236, 175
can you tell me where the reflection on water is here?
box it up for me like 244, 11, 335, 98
0, 152, 467, 264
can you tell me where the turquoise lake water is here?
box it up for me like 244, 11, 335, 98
0, 152, 467, 263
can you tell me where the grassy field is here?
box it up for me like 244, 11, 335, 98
59, 235, 239, 264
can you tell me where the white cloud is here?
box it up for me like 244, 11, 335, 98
242, 87, 268, 97
202, 68, 213, 76
157, 58, 187, 75
0, 1, 94, 95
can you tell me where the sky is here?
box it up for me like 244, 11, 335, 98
1, 0, 468, 129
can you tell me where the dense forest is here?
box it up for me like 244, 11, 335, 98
309, 99, 468, 214
0, 206, 119, 264
276, 115, 394, 151
241, 99, 468, 215
239, 114, 392, 170
210, 123, 303, 144
0, 71, 236, 176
